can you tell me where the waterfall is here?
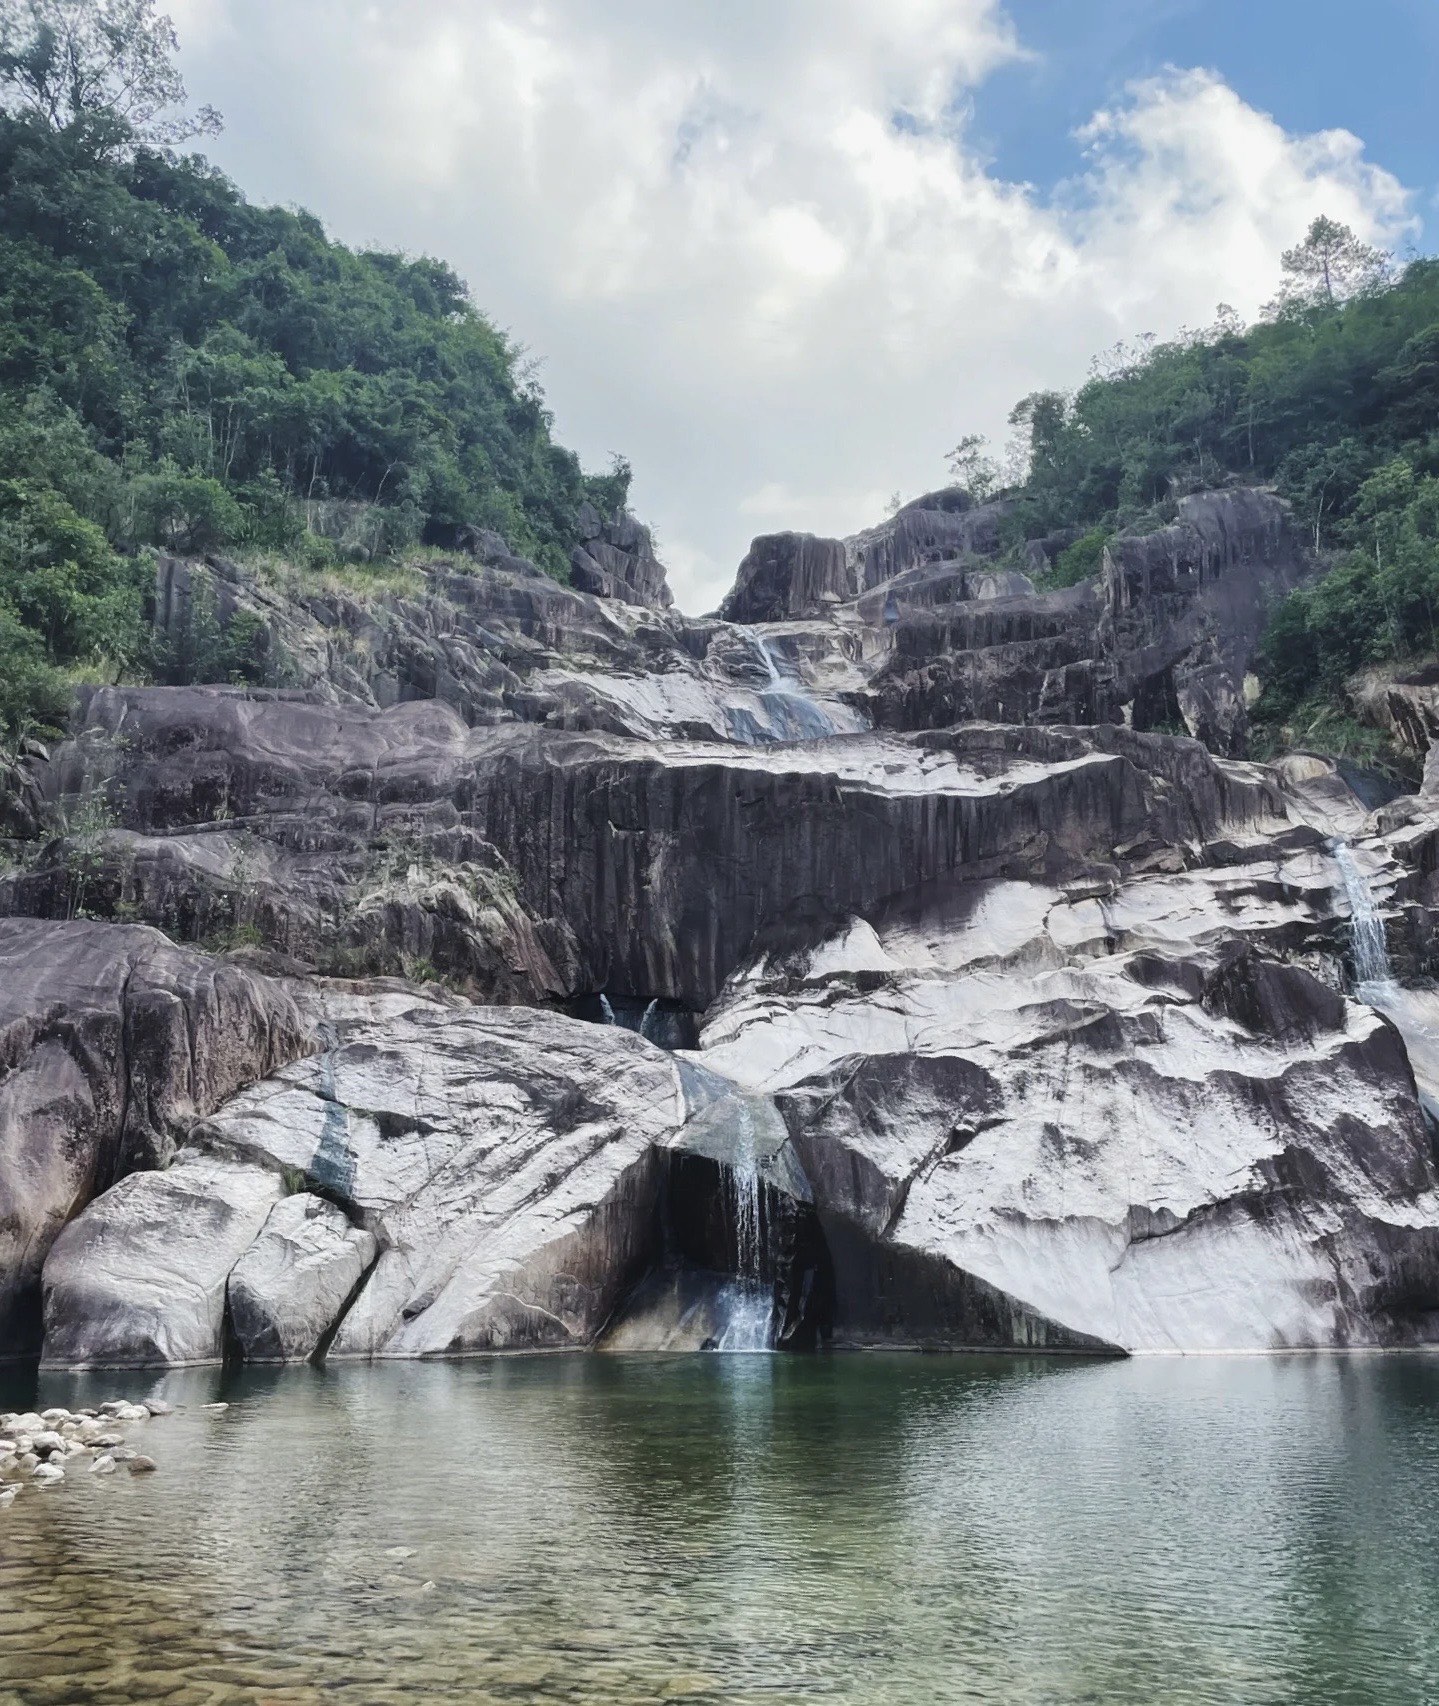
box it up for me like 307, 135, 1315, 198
714, 1102, 773, 1352
1329, 839, 1395, 993
755, 634, 784, 689
747, 633, 854, 743
639, 998, 660, 1042
598, 993, 617, 1025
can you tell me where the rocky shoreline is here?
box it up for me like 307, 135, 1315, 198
0, 1399, 184, 1504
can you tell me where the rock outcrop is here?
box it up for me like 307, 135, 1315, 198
569, 504, 674, 609
40, 999, 830, 1365
8, 482, 1439, 1366
0, 919, 308, 1355
4, 698, 1283, 1007
698, 832, 1439, 1350
720, 489, 1010, 624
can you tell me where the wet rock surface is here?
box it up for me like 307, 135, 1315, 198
8, 486, 1439, 1361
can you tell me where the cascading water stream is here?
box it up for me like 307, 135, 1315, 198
1329, 838, 1396, 996
1326, 838, 1439, 1128
747, 633, 857, 743
755, 633, 784, 690
715, 1100, 774, 1353
598, 993, 617, 1025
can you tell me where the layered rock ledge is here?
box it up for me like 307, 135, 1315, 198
5, 485, 1439, 1363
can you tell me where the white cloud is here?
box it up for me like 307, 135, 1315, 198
167, 2, 1416, 611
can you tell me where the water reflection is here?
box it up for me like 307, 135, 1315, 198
3, 1354, 1439, 1702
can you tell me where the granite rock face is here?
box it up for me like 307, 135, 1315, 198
39, 999, 830, 1364
4, 697, 1283, 1007
227, 1195, 377, 1363
720, 489, 1010, 623
42, 1146, 286, 1368
698, 821, 1439, 1351
0, 919, 307, 1355
12, 483, 1439, 1363
569, 503, 674, 609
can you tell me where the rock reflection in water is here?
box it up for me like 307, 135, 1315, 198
2, 1356, 1439, 1703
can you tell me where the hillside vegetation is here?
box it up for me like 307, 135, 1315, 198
0, 1, 628, 737
963, 221, 1439, 748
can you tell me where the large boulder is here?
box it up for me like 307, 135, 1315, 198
227, 1194, 377, 1363
0, 918, 308, 1354
720, 533, 851, 624
41, 1147, 286, 1368
698, 832, 1439, 1350
37, 998, 832, 1365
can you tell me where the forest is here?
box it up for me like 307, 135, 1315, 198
0, 5, 629, 736
967, 219, 1439, 746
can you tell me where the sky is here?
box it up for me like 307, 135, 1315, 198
165, 0, 1434, 612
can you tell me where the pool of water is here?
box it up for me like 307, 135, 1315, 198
3, 1352, 1439, 1704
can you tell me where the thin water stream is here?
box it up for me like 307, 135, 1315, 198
1329, 837, 1396, 993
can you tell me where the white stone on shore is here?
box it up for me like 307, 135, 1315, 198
91, 1454, 115, 1475
31, 1462, 63, 1483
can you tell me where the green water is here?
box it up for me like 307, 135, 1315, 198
3, 1353, 1439, 1704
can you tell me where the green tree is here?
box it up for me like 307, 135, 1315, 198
944, 433, 1000, 501
0, 0, 219, 145
1276, 215, 1389, 310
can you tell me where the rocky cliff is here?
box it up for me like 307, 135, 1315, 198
7, 485, 1439, 1365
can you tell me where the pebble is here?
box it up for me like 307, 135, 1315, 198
0, 1397, 166, 1494
384, 1548, 416, 1560
201, 1402, 229, 1412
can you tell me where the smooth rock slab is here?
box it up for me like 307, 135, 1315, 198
227, 1194, 377, 1363
203, 1003, 689, 1358
0, 917, 308, 1352
41, 1150, 285, 1367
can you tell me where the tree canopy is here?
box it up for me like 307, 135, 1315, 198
0, 0, 219, 145
949, 219, 1439, 751
0, 1, 632, 737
